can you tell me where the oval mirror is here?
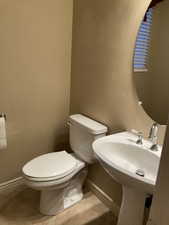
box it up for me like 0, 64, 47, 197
133, 0, 169, 125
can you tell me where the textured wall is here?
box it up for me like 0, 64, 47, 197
0, 0, 73, 183
70, 0, 166, 206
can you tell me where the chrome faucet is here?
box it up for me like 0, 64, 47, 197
148, 123, 159, 151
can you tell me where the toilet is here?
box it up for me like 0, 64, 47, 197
22, 114, 107, 215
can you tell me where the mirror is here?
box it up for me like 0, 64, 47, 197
134, 0, 169, 125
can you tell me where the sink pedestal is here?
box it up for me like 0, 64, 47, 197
117, 186, 146, 225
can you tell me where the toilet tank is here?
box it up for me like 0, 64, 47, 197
68, 114, 108, 164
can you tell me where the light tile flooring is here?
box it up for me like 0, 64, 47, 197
0, 188, 117, 225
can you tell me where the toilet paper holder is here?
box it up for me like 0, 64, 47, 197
0, 113, 6, 120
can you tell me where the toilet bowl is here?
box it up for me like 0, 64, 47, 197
22, 114, 108, 216
22, 152, 87, 215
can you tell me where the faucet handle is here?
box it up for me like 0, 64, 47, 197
131, 130, 143, 145
136, 132, 143, 145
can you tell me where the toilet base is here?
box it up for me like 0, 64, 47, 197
40, 169, 87, 215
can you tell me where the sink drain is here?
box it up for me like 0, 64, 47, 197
136, 169, 145, 177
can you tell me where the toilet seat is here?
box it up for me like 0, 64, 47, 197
22, 151, 78, 181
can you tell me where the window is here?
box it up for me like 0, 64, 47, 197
133, 8, 153, 72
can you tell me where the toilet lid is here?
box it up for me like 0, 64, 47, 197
22, 151, 77, 179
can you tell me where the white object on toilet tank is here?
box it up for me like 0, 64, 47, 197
68, 114, 107, 163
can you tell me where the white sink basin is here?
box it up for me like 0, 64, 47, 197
93, 131, 162, 225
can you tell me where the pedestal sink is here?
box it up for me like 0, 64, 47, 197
92, 132, 162, 225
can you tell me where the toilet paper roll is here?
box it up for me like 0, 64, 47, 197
0, 116, 7, 150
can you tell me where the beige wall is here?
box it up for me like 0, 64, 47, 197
70, 0, 167, 206
135, 1, 169, 125
0, 0, 73, 183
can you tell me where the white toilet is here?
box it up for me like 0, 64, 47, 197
22, 114, 107, 215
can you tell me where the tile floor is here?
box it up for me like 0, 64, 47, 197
0, 188, 117, 225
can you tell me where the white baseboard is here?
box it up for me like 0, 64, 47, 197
86, 179, 119, 217
0, 176, 25, 195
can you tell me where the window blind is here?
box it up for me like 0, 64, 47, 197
133, 8, 153, 72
